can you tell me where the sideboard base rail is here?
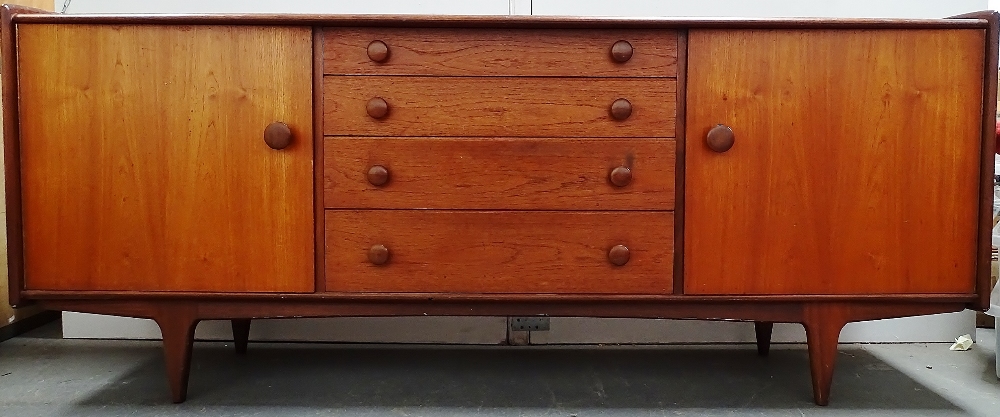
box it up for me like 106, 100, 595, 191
37, 299, 966, 406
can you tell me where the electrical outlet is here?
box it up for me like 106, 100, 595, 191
509, 317, 550, 331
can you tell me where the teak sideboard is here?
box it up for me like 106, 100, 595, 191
3, 5, 998, 406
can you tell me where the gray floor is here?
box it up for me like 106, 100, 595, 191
0, 322, 997, 417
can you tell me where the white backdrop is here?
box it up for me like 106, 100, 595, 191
58, 0, 988, 17
532, 0, 988, 18
58, 0, 985, 344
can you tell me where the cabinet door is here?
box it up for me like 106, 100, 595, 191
17, 25, 314, 292
685, 29, 984, 295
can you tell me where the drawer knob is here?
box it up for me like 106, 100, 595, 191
608, 244, 630, 266
367, 165, 389, 186
609, 166, 632, 187
263, 122, 292, 150
367, 97, 389, 119
610, 40, 634, 63
610, 98, 632, 121
368, 244, 390, 265
706, 124, 735, 153
367, 40, 390, 63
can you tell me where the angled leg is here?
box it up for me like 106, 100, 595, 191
802, 305, 849, 406
155, 312, 200, 403
754, 321, 774, 357
231, 319, 252, 355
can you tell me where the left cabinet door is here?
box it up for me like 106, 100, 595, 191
16, 25, 314, 292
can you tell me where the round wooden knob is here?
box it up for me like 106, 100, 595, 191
368, 244, 390, 265
367, 97, 389, 119
609, 166, 632, 187
367, 40, 389, 62
263, 122, 292, 150
610, 99, 632, 120
608, 245, 630, 266
706, 124, 735, 153
367, 165, 389, 186
610, 40, 633, 63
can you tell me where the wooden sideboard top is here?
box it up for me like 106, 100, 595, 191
2, 4, 992, 29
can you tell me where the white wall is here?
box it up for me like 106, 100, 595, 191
60, 0, 986, 344
533, 0, 987, 18
58, 0, 990, 17
59, 0, 511, 14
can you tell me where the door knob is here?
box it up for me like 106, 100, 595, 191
610, 99, 632, 120
368, 244, 390, 265
263, 122, 292, 150
610, 40, 633, 62
608, 244, 630, 266
609, 166, 632, 187
367, 165, 389, 186
367, 97, 389, 119
706, 124, 735, 153
367, 40, 389, 62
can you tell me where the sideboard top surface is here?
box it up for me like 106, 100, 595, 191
2, 6, 990, 29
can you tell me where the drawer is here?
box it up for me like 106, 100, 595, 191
324, 77, 676, 137
323, 28, 678, 77
324, 137, 675, 210
325, 210, 674, 294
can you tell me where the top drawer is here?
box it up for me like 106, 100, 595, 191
323, 28, 678, 77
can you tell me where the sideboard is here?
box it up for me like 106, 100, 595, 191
3, 4, 997, 406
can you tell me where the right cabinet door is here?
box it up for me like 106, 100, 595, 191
685, 29, 985, 295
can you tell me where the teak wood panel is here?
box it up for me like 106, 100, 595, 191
323, 76, 676, 137
16, 24, 314, 292
9, 12, 992, 29
685, 29, 984, 295
323, 28, 678, 77
325, 210, 674, 294
324, 137, 675, 210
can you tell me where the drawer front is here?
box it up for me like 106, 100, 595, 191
323, 77, 676, 137
324, 138, 676, 210
325, 211, 674, 294
323, 28, 678, 77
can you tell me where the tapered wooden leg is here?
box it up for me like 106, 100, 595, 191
155, 313, 200, 403
754, 321, 773, 357
802, 305, 848, 406
231, 319, 251, 355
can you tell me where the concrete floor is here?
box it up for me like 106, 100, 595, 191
0, 322, 997, 417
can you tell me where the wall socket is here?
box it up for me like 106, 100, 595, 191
509, 317, 550, 331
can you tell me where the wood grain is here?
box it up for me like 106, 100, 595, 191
325, 210, 674, 294
2, 5, 49, 308
802, 304, 849, 406
16, 25, 315, 292
313, 27, 327, 292
685, 29, 985, 295
155, 307, 199, 403
323, 28, 677, 77
323, 76, 676, 137
9, 13, 991, 30
672, 30, 688, 295
20, 289, 978, 303
34, 297, 970, 321
323, 137, 675, 210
